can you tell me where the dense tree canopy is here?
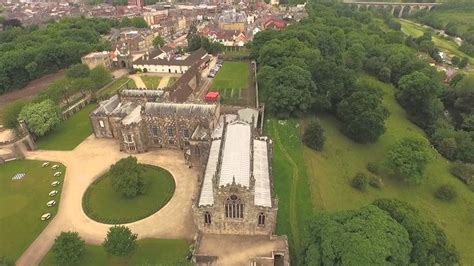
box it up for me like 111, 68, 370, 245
385, 138, 432, 184
107, 156, 147, 198
0, 17, 112, 94
52, 231, 86, 265
373, 199, 459, 265
152, 36, 165, 48
102, 226, 137, 256
302, 205, 412, 265
337, 87, 389, 143
18, 100, 61, 137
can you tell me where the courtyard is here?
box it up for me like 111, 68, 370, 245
15, 136, 198, 266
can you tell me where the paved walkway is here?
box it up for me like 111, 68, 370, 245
16, 136, 198, 266
129, 74, 146, 88
157, 76, 170, 89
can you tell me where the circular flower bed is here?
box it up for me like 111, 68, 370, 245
82, 164, 175, 224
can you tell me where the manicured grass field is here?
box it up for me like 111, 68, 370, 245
140, 75, 161, 89
210, 61, 249, 91
82, 165, 175, 224
98, 77, 136, 96
399, 19, 474, 64
40, 239, 190, 266
0, 160, 65, 261
36, 104, 97, 151
267, 75, 474, 264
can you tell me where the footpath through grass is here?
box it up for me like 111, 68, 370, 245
40, 239, 190, 266
36, 104, 97, 151
301, 76, 474, 264
265, 119, 312, 263
0, 160, 65, 261
82, 165, 175, 224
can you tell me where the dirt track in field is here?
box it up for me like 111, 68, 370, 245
0, 70, 65, 106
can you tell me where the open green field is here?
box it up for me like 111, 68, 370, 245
140, 75, 161, 89
267, 75, 474, 264
210, 61, 249, 91
210, 61, 249, 104
36, 104, 97, 151
82, 165, 175, 224
0, 160, 65, 261
40, 239, 190, 266
399, 19, 474, 64
98, 77, 136, 97
168, 77, 177, 86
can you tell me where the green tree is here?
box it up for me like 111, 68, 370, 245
66, 63, 90, 79
52, 231, 86, 265
373, 199, 459, 265
18, 100, 61, 137
102, 226, 137, 256
260, 65, 316, 117
302, 119, 325, 151
458, 57, 468, 69
107, 156, 146, 198
337, 87, 389, 143
385, 138, 432, 184
434, 184, 457, 201
302, 205, 412, 265
152, 35, 165, 48
2, 101, 27, 129
397, 71, 442, 128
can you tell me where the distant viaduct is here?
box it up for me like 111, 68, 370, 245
342, 1, 442, 17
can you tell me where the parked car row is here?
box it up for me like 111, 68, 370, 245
41, 161, 61, 221
208, 60, 224, 78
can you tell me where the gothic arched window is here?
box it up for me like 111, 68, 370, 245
258, 213, 265, 226
204, 212, 211, 225
225, 195, 244, 219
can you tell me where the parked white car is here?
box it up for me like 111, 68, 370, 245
42, 162, 50, 167
51, 164, 59, 170
41, 213, 51, 221
51, 181, 60, 187
47, 200, 56, 207
49, 190, 58, 197
53, 171, 62, 177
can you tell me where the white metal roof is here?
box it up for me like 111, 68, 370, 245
198, 140, 221, 206
253, 140, 272, 207
219, 122, 251, 187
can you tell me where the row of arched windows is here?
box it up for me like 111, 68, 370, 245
203, 194, 266, 227
203, 212, 265, 226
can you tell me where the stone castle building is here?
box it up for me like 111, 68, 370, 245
193, 116, 277, 236
89, 90, 287, 264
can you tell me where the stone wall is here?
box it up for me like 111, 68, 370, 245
193, 183, 278, 236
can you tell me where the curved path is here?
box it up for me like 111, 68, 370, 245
16, 136, 198, 266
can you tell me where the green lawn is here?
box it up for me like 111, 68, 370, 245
268, 75, 474, 264
0, 160, 65, 261
140, 75, 161, 89
168, 77, 177, 87
265, 120, 313, 264
399, 19, 474, 64
98, 77, 136, 97
82, 165, 175, 224
210, 61, 249, 92
36, 104, 97, 151
40, 239, 190, 266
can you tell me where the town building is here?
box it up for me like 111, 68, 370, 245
132, 47, 211, 74
81, 51, 112, 70
217, 10, 247, 32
